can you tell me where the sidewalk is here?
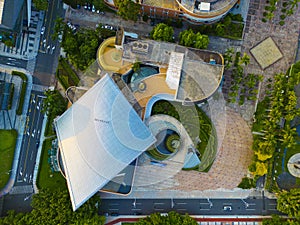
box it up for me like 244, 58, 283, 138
0, 66, 33, 198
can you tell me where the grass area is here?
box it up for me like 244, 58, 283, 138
56, 57, 80, 90
0, 129, 17, 189
12, 71, 28, 115
151, 100, 218, 172
36, 138, 66, 190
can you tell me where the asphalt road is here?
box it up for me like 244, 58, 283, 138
34, 0, 64, 85
16, 91, 45, 186
98, 197, 280, 216
0, 56, 27, 69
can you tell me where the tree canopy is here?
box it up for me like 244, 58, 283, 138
179, 29, 209, 49
277, 188, 300, 217
32, 0, 48, 10
114, 0, 141, 21
42, 89, 67, 116
136, 211, 198, 225
60, 24, 115, 70
0, 189, 105, 225
150, 23, 174, 42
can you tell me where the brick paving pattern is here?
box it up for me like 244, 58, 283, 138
242, 0, 300, 99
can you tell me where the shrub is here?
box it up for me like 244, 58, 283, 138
238, 177, 256, 189
279, 21, 285, 26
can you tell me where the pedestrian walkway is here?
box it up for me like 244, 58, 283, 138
0, 66, 33, 198
242, 0, 300, 100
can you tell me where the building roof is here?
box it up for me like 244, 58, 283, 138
54, 74, 156, 210
122, 39, 224, 102
0, 0, 25, 30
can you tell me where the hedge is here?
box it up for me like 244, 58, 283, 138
12, 71, 28, 115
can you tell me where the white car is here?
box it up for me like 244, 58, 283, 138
223, 206, 232, 211
41, 26, 45, 35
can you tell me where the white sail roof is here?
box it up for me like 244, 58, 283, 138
54, 74, 156, 210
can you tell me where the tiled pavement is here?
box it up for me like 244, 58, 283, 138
101, 107, 254, 199
242, 0, 300, 100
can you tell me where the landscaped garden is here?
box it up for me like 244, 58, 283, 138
0, 129, 17, 189
36, 138, 66, 191
150, 100, 218, 172
242, 61, 300, 191
56, 57, 80, 90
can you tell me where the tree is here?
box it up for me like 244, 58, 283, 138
0, 189, 105, 224
224, 48, 234, 69
150, 23, 174, 42
135, 211, 198, 225
263, 215, 289, 225
277, 189, 300, 217
114, 0, 141, 21
194, 32, 209, 49
179, 29, 195, 47
32, 0, 48, 10
42, 90, 67, 116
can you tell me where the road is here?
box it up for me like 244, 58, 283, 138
34, 0, 64, 85
0, 56, 27, 69
98, 197, 280, 216
40, 0, 64, 54
16, 91, 45, 186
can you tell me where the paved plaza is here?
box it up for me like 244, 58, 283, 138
242, 0, 300, 99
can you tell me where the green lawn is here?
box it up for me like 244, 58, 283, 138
0, 129, 17, 189
36, 138, 67, 191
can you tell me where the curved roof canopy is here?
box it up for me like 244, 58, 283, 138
54, 74, 156, 210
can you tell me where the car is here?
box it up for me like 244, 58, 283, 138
100, 11, 105, 15
92, 5, 95, 12
223, 206, 232, 211
96, 10, 100, 14
40, 26, 45, 35
84, 4, 87, 9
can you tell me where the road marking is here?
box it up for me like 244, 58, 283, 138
109, 203, 119, 206
245, 208, 256, 211
22, 95, 38, 173
108, 208, 119, 211
176, 202, 187, 205
131, 208, 142, 211
199, 208, 210, 211
154, 202, 164, 205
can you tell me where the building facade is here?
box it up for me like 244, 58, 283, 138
104, 0, 239, 24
